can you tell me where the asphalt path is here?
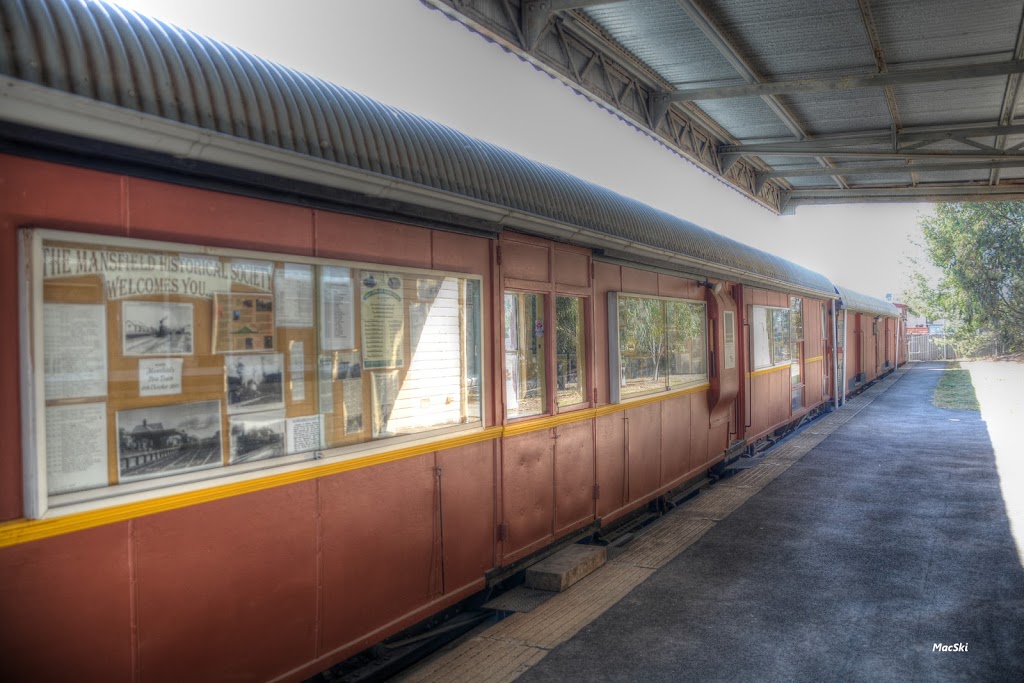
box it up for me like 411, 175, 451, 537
519, 362, 1024, 682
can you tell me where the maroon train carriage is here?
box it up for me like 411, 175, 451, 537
835, 285, 905, 398
0, 1, 898, 681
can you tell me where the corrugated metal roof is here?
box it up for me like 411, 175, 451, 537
427, 0, 1024, 210
585, 0, 738, 85
695, 97, 797, 140
872, 0, 1022, 63
697, 0, 875, 79
783, 91, 894, 136
0, 0, 836, 296
835, 285, 901, 317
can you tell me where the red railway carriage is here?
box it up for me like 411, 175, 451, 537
835, 286, 904, 396
0, 1, 898, 681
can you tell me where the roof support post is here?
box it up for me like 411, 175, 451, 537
720, 153, 742, 175
753, 172, 768, 195
648, 91, 673, 129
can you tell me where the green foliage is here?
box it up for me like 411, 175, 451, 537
555, 296, 579, 356
619, 296, 665, 380
905, 203, 1024, 354
667, 300, 703, 349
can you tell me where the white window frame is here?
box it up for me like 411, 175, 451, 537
752, 305, 793, 371
608, 292, 708, 403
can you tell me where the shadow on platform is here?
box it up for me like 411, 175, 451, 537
518, 361, 1024, 683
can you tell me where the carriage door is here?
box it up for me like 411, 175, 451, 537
874, 318, 882, 376
884, 318, 892, 369
821, 303, 831, 400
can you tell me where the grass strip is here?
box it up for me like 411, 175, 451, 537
933, 362, 980, 411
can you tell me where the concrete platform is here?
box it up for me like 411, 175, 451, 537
400, 362, 1024, 682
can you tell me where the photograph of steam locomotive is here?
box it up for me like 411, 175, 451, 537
228, 410, 286, 464
225, 353, 284, 414
122, 301, 193, 356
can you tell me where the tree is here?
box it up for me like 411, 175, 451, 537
619, 297, 665, 381
905, 202, 1024, 354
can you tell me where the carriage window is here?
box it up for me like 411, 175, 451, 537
24, 229, 483, 517
667, 300, 708, 388
752, 305, 793, 370
614, 294, 707, 400
556, 296, 587, 407
504, 291, 546, 418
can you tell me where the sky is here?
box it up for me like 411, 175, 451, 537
111, 0, 933, 301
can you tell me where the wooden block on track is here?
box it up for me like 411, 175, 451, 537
525, 544, 607, 592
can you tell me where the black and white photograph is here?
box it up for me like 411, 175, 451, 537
229, 410, 286, 464
226, 353, 284, 414
123, 301, 194, 356
116, 400, 222, 482
334, 359, 362, 381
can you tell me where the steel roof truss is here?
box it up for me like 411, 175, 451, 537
990, 5, 1024, 185
521, 0, 628, 51
426, 0, 786, 211
959, 138, 1001, 153
855, 0, 914, 186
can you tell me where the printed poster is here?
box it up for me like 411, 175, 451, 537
724, 310, 737, 370
40, 247, 273, 300
320, 266, 355, 351
275, 263, 314, 327
286, 415, 321, 454
338, 350, 364, 436
46, 402, 109, 495
361, 272, 404, 369
289, 340, 306, 403
44, 303, 107, 400
372, 370, 399, 437
139, 358, 183, 397
213, 292, 275, 353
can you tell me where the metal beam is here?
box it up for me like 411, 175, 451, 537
734, 120, 1024, 147
788, 185, 1024, 206
757, 160, 1024, 188
665, 59, 1024, 102
521, 0, 626, 50
724, 151, 1024, 169
726, 122, 1024, 152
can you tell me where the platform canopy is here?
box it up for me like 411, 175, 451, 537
425, 0, 1024, 214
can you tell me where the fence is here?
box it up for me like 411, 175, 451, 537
906, 333, 1000, 361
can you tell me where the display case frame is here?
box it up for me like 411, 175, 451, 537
20, 228, 486, 519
